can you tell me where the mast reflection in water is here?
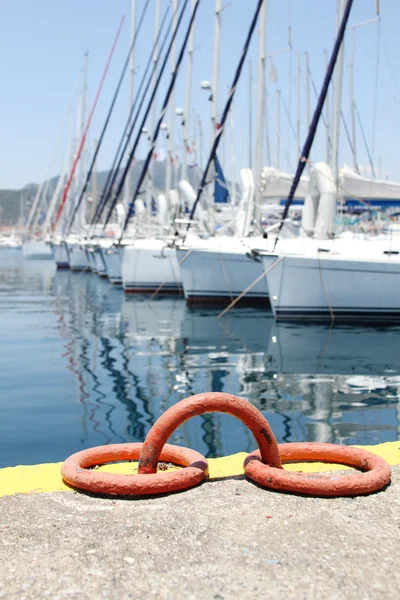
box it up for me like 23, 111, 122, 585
0, 250, 399, 468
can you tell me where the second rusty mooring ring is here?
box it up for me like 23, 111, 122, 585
244, 442, 391, 497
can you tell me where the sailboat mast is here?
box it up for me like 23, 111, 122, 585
43, 153, 68, 235
53, 7, 127, 233
66, 112, 76, 233
120, 0, 202, 238
99, 1, 184, 231
124, 0, 136, 210
296, 53, 301, 158
182, 0, 196, 182
229, 103, 237, 205
276, 89, 281, 169
348, 61, 358, 172
331, 0, 346, 182
19, 192, 24, 230
211, 0, 222, 143
324, 49, 331, 164
78, 52, 88, 231
148, 0, 160, 216
150, 0, 161, 136
129, 0, 136, 123
187, 0, 265, 229
305, 51, 311, 126
166, 0, 178, 195
253, 0, 267, 223
248, 60, 252, 168
77, 52, 88, 191
275, 0, 353, 243
92, 140, 98, 222
25, 181, 44, 232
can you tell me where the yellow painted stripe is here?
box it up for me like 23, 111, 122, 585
0, 441, 399, 498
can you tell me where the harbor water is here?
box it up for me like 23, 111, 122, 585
0, 249, 399, 469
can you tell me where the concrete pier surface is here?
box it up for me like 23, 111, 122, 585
1, 466, 399, 600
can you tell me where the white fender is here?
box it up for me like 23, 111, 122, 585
178, 179, 196, 210
167, 188, 180, 220
156, 193, 169, 227
235, 168, 254, 237
135, 198, 146, 216
178, 179, 210, 233
115, 203, 126, 228
301, 162, 337, 239
301, 172, 320, 236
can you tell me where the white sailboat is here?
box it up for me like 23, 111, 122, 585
178, 171, 269, 304
23, 104, 74, 260
177, 164, 309, 305
54, 7, 129, 274
265, 239, 400, 321
22, 174, 53, 259
122, 236, 182, 293
263, 0, 400, 322
120, 0, 185, 294
177, 1, 283, 306
66, 52, 91, 272
120, 0, 200, 294
99, 0, 146, 286
49, 147, 71, 268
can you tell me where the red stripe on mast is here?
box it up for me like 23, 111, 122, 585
53, 10, 127, 231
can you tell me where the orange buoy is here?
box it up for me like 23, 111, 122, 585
244, 442, 391, 497
61, 442, 208, 496
138, 392, 282, 475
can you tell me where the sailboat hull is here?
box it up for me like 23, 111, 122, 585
93, 247, 107, 276
85, 249, 97, 273
265, 252, 400, 321
101, 246, 122, 284
52, 243, 70, 268
67, 243, 90, 272
176, 245, 271, 306
22, 240, 53, 260
121, 242, 181, 294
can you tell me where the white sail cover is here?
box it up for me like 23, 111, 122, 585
340, 166, 400, 201
260, 165, 400, 205
235, 168, 254, 237
260, 167, 309, 200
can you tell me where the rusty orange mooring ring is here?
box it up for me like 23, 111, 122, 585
61, 442, 208, 496
244, 442, 392, 496
62, 393, 391, 497
138, 392, 282, 474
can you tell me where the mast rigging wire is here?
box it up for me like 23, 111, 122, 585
52, 9, 127, 232
102, 0, 191, 234
355, 103, 376, 178
186, 0, 265, 234
88, 3, 172, 233
92, 2, 175, 232
371, 13, 381, 171
118, 0, 201, 239
273, 0, 354, 249
66, 0, 150, 234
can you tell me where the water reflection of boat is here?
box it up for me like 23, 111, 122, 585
268, 322, 400, 375
120, 299, 280, 456
1, 252, 55, 299
267, 322, 400, 445
52, 267, 399, 457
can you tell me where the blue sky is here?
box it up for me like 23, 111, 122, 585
0, 0, 398, 189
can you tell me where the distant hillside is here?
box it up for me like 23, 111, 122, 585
0, 184, 38, 227
0, 160, 201, 227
